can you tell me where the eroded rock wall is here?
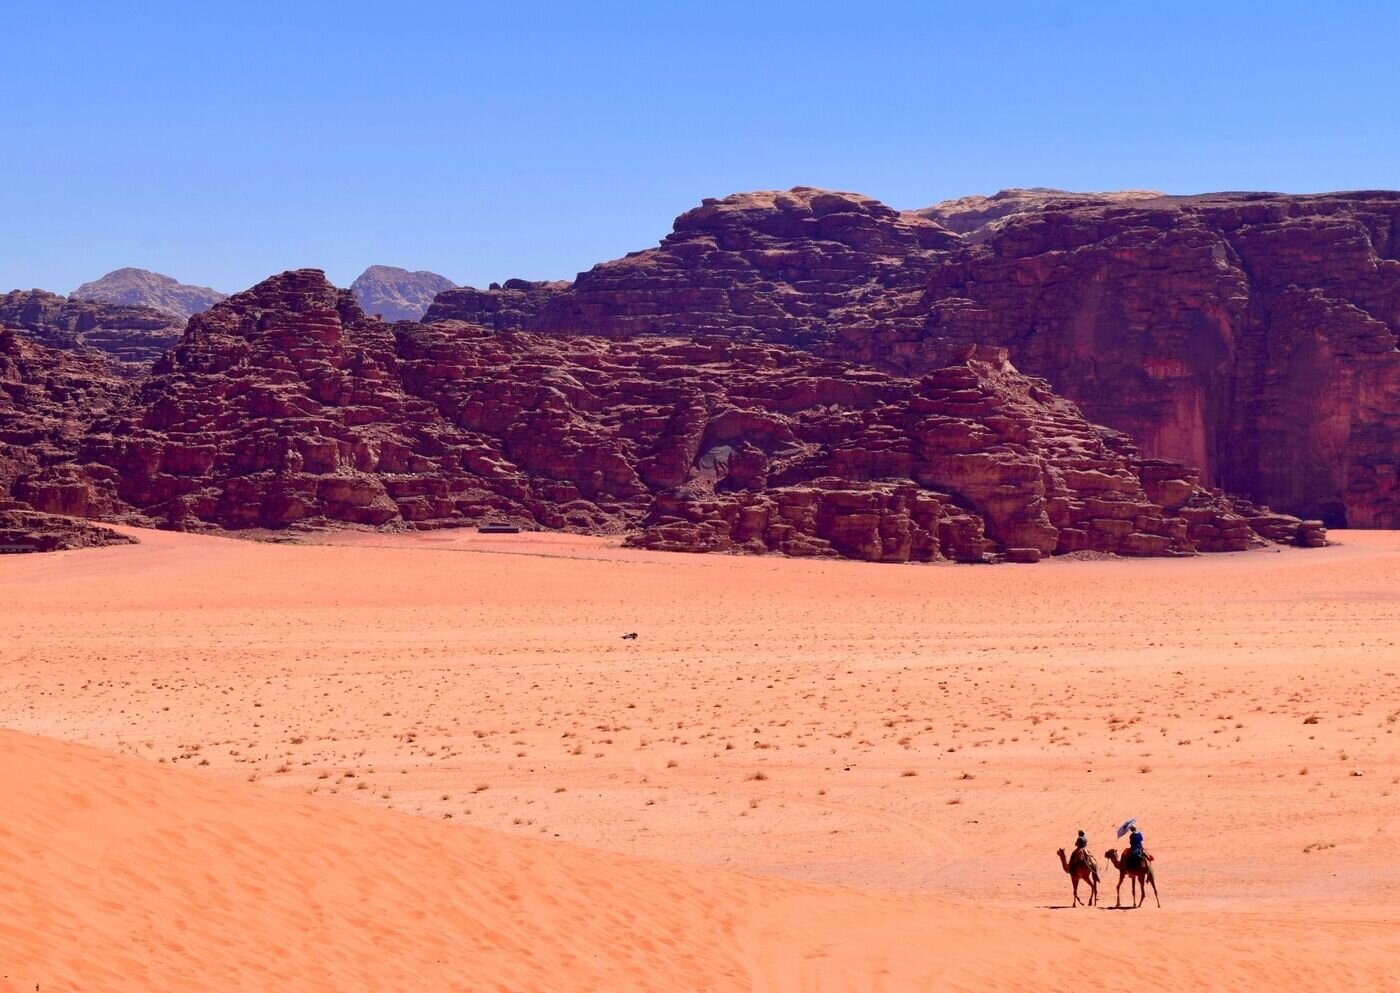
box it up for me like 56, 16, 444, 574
429, 188, 1400, 527
5, 270, 1317, 561
0, 289, 185, 376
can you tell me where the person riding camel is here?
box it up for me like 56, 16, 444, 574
1070, 829, 1093, 870
1116, 817, 1154, 870
1128, 824, 1153, 866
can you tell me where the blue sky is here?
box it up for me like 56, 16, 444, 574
3, 0, 1398, 294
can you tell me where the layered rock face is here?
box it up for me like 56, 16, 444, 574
0, 289, 185, 376
0, 505, 134, 552
426, 187, 959, 349
427, 278, 570, 332
350, 265, 456, 321
73, 270, 655, 533
17, 270, 1315, 561
915, 192, 1400, 527
629, 344, 1324, 560
71, 267, 226, 319
914, 188, 1165, 240
431, 187, 1400, 527
0, 326, 133, 539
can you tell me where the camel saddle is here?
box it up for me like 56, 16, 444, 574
1070, 847, 1098, 873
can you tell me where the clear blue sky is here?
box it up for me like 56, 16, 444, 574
4, 0, 1398, 294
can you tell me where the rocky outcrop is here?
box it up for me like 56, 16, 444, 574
71, 268, 225, 319
0, 289, 185, 376
914, 192, 1400, 527
0, 326, 131, 518
350, 265, 456, 321
628, 344, 1324, 561
914, 188, 1164, 241
21, 270, 1314, 561
425, 187, 959, 349
426, 278, 570, 331
430, 187, 1400, 528
0, 504, 134, 553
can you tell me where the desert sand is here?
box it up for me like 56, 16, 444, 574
4, 527, 1400, 990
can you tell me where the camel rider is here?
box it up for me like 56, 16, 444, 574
1128, 825, 1153, 866
1071, 830, 1091, 868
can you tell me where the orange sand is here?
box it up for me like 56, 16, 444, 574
5, 729, 1400, 992
3, 527, 1400, 989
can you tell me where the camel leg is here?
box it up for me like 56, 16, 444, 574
1115, 873, 1125, 908
1147, 870, 1161, 908
1088, 875, 1097, 906
1071, 876, 1081, 906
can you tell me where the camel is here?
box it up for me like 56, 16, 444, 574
1057, 847, 1099, 906
1104, 848, 1160, 908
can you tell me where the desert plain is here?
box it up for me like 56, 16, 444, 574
3, 527, 1400, 991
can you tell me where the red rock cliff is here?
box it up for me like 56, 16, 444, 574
431, 188, 1400, 527
914, 192, 1400, 528
0, 289, 185, 376
12, 270, 1319, 560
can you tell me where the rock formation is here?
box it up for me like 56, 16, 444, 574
629, 344, 1324, 561
425, 187, 959, 350
0, 505, 134, 552
913, 188, 1165, 240
428, 278, 570, 332
6, 269, 1316, 561
71, 267, 226, 319
430, 187, 1400, 528
18, 176, 1388, 556
0, 325, 137, 549
0, 289, 185, 376
915, 192, 1400, 527
350, 265, 456, 321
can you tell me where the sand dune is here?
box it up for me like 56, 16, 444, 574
3, 727, 1398, 993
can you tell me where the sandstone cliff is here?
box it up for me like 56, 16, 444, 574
914, 188, 1164, 240
628, 343, 1323, 561
0, 289, 185, 376
0, 325, 131, 517
0, 505, 134, 552
425, 187, 958, 350
430, 187, 1400, 528
914, 192, 1400, 527
7, 270, 1317, 561
0, 325, 137, 549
